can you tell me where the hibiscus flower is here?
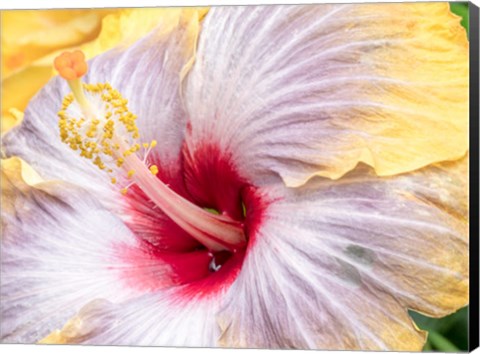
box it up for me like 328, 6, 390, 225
0, 3, 469, 350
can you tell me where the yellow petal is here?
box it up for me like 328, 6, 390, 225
287, 3, 469, 185
2, 108, 24, 133
344, 3, 469, 179
1, 157, 44, 237
1, 65, 51, 133
38, 299, 114, 345
1, 9, 113, 77
1, 157, 44, 190
82, 7, 208, 57
39, 315, 83, 344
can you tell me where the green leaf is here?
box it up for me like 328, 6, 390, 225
428, 331, 460, 352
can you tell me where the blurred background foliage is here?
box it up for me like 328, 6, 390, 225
410, 307, 468, 352
409, 5, 470, 353
450, 2, 469, 35
410, 6, 468, 352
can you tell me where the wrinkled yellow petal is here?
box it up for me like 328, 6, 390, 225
38, 330, 68, 345
1, 9, 113, 77
38, 299, 111, 345
342, 3, 469, 179
1, 157, 44, 237
1, 157, 44, 190
285, 3, 469, 185
82, 7, 208, 57
39, 315, 83, 344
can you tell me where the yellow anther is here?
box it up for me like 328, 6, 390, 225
149, 165, 159, 176
150, 140, 157, 148
55, 55, 146, 185
143, 143, 149, 149
93, 156, 103, 167
120, 188, 128, 195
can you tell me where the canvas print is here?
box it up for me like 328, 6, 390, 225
0, 2, 473, 351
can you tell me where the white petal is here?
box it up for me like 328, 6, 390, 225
0, 180, 174, 343
38, 293, 221, 346
26, 159, 467, 349
217, 158, 467, 349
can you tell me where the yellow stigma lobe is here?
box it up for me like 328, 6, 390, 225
54, 50, 92, 113
54, 50, 88, 81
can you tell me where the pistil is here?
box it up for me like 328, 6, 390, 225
54, 50, 246, 252
118, 137, 246, 252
